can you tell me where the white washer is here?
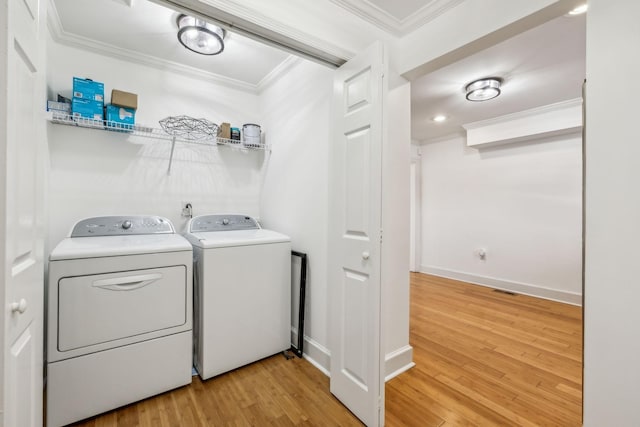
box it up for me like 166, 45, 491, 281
185, 214, 291, 380
46, 216, 193, 427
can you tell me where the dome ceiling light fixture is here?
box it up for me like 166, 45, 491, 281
177, 14, 226, 56
465, 77, 503, 102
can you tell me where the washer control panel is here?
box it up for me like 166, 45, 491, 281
70, 216, 175, 237
189, 214, 260, 232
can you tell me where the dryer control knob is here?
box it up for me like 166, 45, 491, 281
222, 218, 230, 225
122, 220, 132, 230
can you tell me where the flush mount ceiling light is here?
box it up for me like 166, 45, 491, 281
465, 77, 502, 102
177, 14, 226, 55
432, 115, 447, 122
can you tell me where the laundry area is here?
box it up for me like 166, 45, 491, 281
42, 3, 318, 426
1, 0, 638, 426
37, 0, 410, 425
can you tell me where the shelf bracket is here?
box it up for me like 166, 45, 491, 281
167, 136, 177, 175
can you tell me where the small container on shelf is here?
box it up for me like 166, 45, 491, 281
230, 127, 241, 142
242, 123, 261, 147
219, 122, 231, 139
105, 104, 135, 132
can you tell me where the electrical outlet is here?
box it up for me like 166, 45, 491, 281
181, 201, 193, 218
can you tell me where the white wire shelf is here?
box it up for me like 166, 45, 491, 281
45, 111, 269, 151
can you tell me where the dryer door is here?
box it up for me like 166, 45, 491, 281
57, 266, 187, 352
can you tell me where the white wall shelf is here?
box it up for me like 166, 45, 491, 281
46, 111, 268, 174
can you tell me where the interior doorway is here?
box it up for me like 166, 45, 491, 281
401, 10, 586, 424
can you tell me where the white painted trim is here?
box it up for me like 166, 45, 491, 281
385, 345, 415, 381
327, 0, 402, 35
464, 98, 583, 147
400, 0, 465, 34
290, 328, 415, 382
420, 265, 582, 306
327, 0, 464, 36
257, 55, 303, 93
291, 329, 331, 376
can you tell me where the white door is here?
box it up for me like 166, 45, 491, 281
1, 0, 46, 425
329, 41, 385, 426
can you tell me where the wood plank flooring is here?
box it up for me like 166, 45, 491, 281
69, 273, 582, 426
71, 353, 363, 427
386, 273, 582, 426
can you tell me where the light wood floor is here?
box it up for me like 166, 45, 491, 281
386, 273, 583, 426
70, 273, 582, 426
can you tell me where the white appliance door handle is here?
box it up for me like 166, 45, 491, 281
92, 273, 163, 291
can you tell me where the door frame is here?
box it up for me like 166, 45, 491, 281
409, 149, 422, 273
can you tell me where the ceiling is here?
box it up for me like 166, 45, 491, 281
51, 0, 291, 87
51, 0, 586, 141
327, 0, 464, 35
411, 13, 586, 142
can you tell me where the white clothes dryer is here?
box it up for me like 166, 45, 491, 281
185, 214, 291, 380
46, 216, 193, 427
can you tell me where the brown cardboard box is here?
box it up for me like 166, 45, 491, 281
111, 89, 138, 110
219, 122, 231, 139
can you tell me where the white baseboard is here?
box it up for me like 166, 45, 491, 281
291, 329, 331, 376
420, 265, 582, 306
291, 329, 415, 382
385, 345, 415, 381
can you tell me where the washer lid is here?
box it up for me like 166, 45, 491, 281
185, 228, 290, 249
50, 234, 192, 261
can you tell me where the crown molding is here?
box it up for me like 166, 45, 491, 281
46, 0, 296, 94
257, 55, 303, 94
327, 0, 399, 34
327, 0, 464, 36
400, 0, 466, 34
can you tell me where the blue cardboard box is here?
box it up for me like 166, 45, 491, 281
105, 104, 135, 131
72, 98, 104, 121
73, 77, 104, 102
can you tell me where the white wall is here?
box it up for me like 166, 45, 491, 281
258, 59, 334, 372
420, 131, 582, 304
46, 36, 263, 251
259, 59, 414, 379
583, 0, 640, 424
382, 82, 413, 378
